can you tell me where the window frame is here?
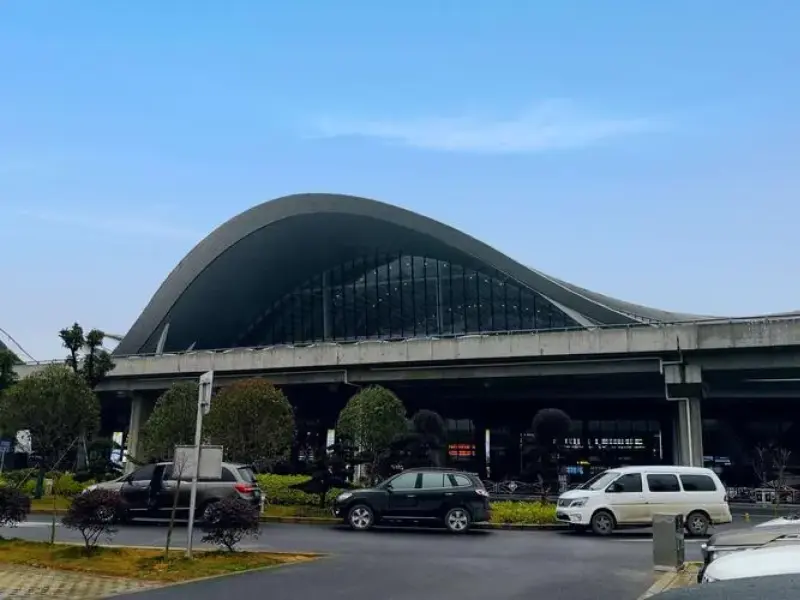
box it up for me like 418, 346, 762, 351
679, 474, 718, 492
607, 472, 643, 494
645, 473, 681, 493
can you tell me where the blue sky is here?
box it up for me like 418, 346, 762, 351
2, 1, 799, 360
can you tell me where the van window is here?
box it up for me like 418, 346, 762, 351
646, 474, 680, 493
609, 473, 643, 493
680, 474, 717, 492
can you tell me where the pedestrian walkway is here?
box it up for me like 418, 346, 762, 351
0, 564, 163, 599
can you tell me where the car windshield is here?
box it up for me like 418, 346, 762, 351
582, 471, 621, 491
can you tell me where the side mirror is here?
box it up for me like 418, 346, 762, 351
606, 483, 622, 494
385, 483, 394, 493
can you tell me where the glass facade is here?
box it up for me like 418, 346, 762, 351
238, 253, 579, 346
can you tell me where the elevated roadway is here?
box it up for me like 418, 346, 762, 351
14, 317, 800, 391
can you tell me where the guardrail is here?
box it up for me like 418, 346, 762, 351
20, 314, 800, 366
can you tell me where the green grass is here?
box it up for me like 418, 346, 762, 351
0, 539, 318, 582
30, 496, 71, 512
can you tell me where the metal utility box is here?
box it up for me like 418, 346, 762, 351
653, 513, 685, 571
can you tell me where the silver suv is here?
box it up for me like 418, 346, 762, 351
91, 461, 262, 522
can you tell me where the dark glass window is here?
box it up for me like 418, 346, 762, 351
388, 472, 419, 490
680, 474, 717, 492
609, 473, 643, 493
646, 474, 681, 493
420, 473, 447, 489
449, 474, 472, 487
238, 254, 579, 346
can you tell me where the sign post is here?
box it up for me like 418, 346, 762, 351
186, 370, 214, 559
0, 440, 11, 474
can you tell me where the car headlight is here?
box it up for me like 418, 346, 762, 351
83, 484, 98, 494
701, 573, 717, 584
336, 492, 353, 502
569, 498, 588, 508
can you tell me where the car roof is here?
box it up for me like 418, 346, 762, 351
652, 573, 800, 599
154, 461, 249, 468
706, 544, 800, 581
402, 467, 474, 474
611, 465, 718, 476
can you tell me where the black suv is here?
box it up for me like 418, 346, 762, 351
332, 468, 491, 533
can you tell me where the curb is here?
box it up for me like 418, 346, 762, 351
31, 509, 566, 531
637, 571, 681, 600
260, 516, 566, 530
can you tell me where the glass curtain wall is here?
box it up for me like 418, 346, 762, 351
238, 253, 578, 346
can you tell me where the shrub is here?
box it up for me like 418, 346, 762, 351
62, 489, 124, 554
52, 472, 93, 497
201, 497, 260, 551
489, 501, 558, 525
0, 486, 31, 528
256, 474, 346, 507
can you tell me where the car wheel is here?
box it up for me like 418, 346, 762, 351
591, 510, 615, 536
686, 511, 710, 537
348, 505, 375, 531
444, 507, 471, 534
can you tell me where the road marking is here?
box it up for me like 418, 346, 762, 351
608, 538, 705, 543
11, 522, 62, 528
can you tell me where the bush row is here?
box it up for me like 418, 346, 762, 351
255, 474, 347, 506
0, 471, 95, 498
489, 501, 557, 525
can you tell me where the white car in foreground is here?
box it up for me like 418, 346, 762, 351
702, 543, 800, 583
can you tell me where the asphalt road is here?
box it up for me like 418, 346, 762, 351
8, 517, 765, 600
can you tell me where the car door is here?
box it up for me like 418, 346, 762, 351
155, 464, 189, 516
605, 472, 648, 524
119, 464, 156, 514
644, 473, 684, 522
385, 472, 422, 518
417, 472, 448, 518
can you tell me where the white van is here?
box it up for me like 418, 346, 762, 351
556, 465, 732, 536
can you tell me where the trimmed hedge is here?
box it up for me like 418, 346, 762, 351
256, 474, 347, 507
489, 501, 558, 525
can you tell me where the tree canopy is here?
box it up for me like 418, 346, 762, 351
0, 364, 99, 466
336, 385, 407, 478
0, 348, 20, 393
139, 382, 198, 462
205, 378, 295, 470
59, 323, 115, 388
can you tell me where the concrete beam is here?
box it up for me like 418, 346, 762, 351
94, 357, 663, 392
15, 317, 800, 382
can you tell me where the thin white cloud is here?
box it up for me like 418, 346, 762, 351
16, 208, 201, 241
310, 100, 665, 153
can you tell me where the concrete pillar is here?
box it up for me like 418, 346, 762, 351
124, 395, 152, 473
664, 363, 705, 467
674, 398, 704, 467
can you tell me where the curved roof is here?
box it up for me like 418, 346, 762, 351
116, 192, 715, 355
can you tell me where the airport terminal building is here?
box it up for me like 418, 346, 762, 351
18, 193, 800, 485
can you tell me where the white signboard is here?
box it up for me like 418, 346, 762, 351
173, 445, 223, 480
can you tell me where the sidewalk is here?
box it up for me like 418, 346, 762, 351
637, 564, 700, 599
0, 564, 163, 599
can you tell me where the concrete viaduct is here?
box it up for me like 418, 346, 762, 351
14, 316, 800, 470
